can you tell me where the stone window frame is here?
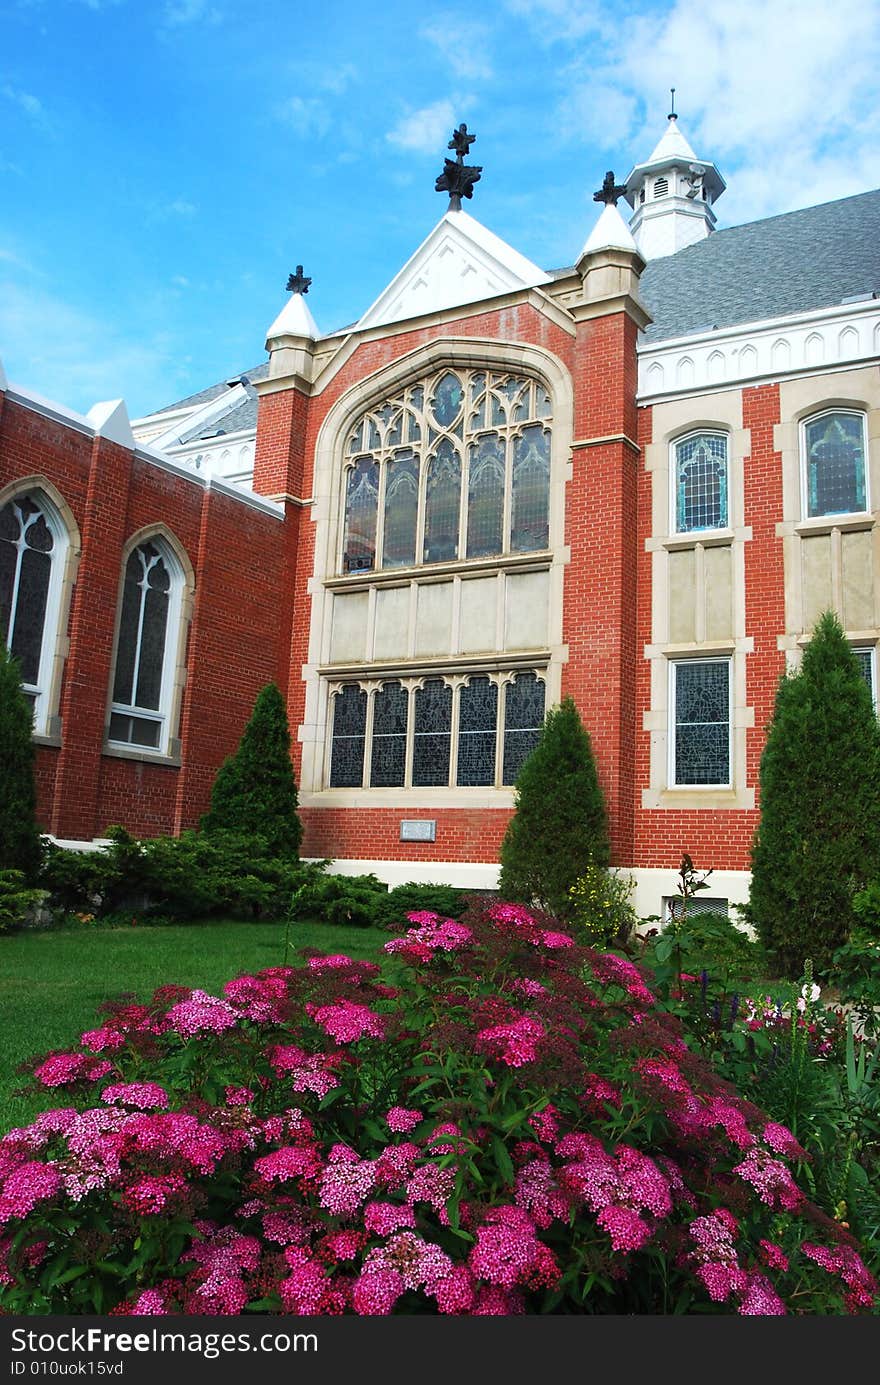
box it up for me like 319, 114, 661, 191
324, 668, 547, 794
670, 428, 730, 535
0, 475, 81, 744
103, 525, 195, 765
799, 407, 870, 521
642, 390, 754, 811
298, 336, 573, 802
668, 656, 733, 790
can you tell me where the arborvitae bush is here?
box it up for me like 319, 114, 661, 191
498, 695, 609, 919
0, 644, 41, 881
749, 611, 880, 975
201, 683, 302, 857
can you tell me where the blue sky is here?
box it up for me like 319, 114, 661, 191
1, 0, 879, 418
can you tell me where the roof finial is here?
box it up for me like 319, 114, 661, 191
668, 87, 677, 121
286, 265, 311, 295
593, 170, 627, 207
435, 122, 482, 212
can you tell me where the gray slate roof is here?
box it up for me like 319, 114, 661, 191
152, 188, 880, 424
163, 362, 269, 443
639, 188, 880, 342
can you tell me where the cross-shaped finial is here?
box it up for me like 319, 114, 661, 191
286, 265, 312, 295
593, 170, 627, 207
448, 122, 476, 161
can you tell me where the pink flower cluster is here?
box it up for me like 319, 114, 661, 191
101, 1082, 169, 1110
384, 913, 474, 963
306, 1000, 385, 1044
732, 1148, 803, 1211
385, 1107, 422, 1133
476, 1014, 546, 1068
223, 973, 289, 1023
166, 990, 240, 1038
33, 1053, 114, 1089
802, 1242, 876, 1311
688, 1209, 786, 1315
268, 1044, 340, 1096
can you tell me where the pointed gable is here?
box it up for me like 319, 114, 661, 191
357, 209, 551, 330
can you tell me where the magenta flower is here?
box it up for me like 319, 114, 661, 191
101, 1082, 169, 1110
385, 1106, 422, 1133
0, 1162, 62, 1225
476, 1014, 546, 1067
306, 1000, 385, 1044
166, 990, 239, 1037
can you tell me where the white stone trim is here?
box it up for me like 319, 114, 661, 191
627, 867, 751, 922
638, 298, 880, 401
312, 856, 502, 890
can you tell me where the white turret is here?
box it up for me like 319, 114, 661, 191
623, 104, 725, 260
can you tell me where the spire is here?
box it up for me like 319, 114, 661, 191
622, 100, 725, 260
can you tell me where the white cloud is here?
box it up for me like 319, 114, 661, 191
275, 95, 332, 139
386, 99, 460, 154
421, 16, 494, 80
162, 0, 221, 27
1, 84, 49, 130
522, 0, 880, 226
0, 279, 178, 418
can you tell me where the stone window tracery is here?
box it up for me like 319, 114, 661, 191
108, 538, 185, 754
802, 410, 867, 518
340, 368, 551, 574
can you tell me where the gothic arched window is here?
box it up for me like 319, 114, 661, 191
0, 490, 68, 733
340, 368, 552, 573
108, 538, 186, 753
674, 432, 728, 532
803, 410, 868, 517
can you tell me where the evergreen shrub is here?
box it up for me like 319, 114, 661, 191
749, 612, 880, 974
499, 696, 609, 919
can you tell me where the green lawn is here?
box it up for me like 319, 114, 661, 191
0, 920, 388, 1133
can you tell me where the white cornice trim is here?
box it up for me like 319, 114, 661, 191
638, 296, 880, 401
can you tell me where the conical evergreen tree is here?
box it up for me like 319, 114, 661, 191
201, 683, 302, 857
498, 695, 609, 919
750, 610, 880, 975
0, 644, 42, 880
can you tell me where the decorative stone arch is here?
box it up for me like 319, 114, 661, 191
299, 337, 572, 797
104, 523, 196, 762
0, 474, 82, 741
311, 335, 573, 583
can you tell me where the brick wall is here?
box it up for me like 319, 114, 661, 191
0, 393, 286, 841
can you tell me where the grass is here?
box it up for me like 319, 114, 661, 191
0, 919, 388, 1132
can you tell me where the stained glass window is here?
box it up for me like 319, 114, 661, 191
457, 676, 498, 786
511, 425, 550, 551
370, 681, 409, 787
110, 541, 175, 750
382, 453, 419, 568
0, 495, 55, 692
342, 457, 379, 573
854, 648, 876, 708
805, 412, 866, 517
673, 660, 730, 786
467, 433, 505, 558
330, 684, 367, 787
341, 368, 553, 574
502, 672, 545, 783
423, 439, 461, 563
412, 679, 452, 786
675, 434, 728, 532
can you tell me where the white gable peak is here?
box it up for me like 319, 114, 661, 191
357, 209, 551, 330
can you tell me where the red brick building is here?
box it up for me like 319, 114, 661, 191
3, 116, 880, 916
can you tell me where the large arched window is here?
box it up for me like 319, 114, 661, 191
340, 368, 552, 573
108, 536, 186, 754
0, 489, 70, 734
802, 410, 868, 517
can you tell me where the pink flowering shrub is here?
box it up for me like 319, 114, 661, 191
0, 900, 875, 1315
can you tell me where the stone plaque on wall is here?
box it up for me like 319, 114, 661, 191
400, 819, 436, 842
